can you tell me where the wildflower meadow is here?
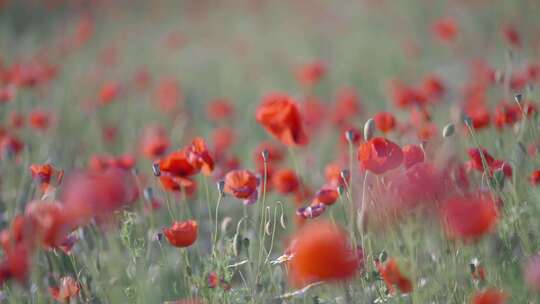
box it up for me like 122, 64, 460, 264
0, 0, 540, 303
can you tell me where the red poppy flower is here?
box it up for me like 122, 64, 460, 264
272, 169, 300, 194
332, 87, 362, 127
0, 243, 31, 285
467, 148, 495, 172
206, 98, 234, 122
471, 289, 507, 304
212, 127, 235, 155
374, 112, 397, 133
186, 137, 214, 175
140, 126, 170, 159
24, 201, 71, 248
0, 133, 23, 158
441, 192, 499, 241
288, 220, 359, 287
376, 258, 413, 294
296, 60, 326, 87
421, 74, 446, 100
9, 111, 24, 129
224, 170, 259, 205
154, 77, 183, 113
432, 17, 458, 43
358, 137, 403, 174
502, 25, 521, 48
99, 81, 121, 105
49, 276, 80, 302
256, 92, 308, 146
207, 272, 219, 288
0, 85, 15, 103
29, 163, 63, 191
159, 150, 198, 177
530, 170, 540, 186
29, 109, 51, 131
62, 169, 138, 226
402, 145, 424, 169
494, 102, 521, 129
163, 220, 198, 248
312, 188, 339, 206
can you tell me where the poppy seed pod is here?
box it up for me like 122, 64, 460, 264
217, 180, 225, 196
363, 118, 375, 141
344, 129, 356, 143
514, 93, 523, 104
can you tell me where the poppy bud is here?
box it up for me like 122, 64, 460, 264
442, 123, 455, 138
345, 129, 356, 143
152, 163, 161, 177
514, 93, 523, 104
217, 180, 225, 196
463, 116, 473, 128
340, 169, 350, 182
337, 185, 345, 196
261, 149, 269, 162
363, 118, 375, 141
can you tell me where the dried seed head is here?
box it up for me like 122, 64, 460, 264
514, 93, 523, 104
143, 187, 154, 201
217, 180, 225, 195
345, 129, 355, 143
363, 118, 375, 141
442, 123, 455, 138
261, 149, 269, 162
152, 163, 161, 177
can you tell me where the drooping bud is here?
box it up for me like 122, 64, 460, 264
345, 129, 356, 143
442, 123, 455, 138
340, 169, 350, 182
152, 163, 161, 177
363, 118, 375, 141
463, 116, 473, 128
261, 149, 269, 162
143, 187, 154, 201
217, 180, 225, 196
514, 93, 523, 104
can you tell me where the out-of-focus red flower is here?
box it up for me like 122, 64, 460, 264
0, 133, 23, 158
272, 169, 300, 194
402, 145, 424, 169
186, 137, 214, 176
88, 154, 135, 173
256, 92, 308, 146
358, 137, 403, 174
99, 81, 121, 105
301, 97, 326, 130
466, 105, 491, 130
502, 25, 521, 48
494, 102, 521, 129
374, 112, 397, 133
163, 220, 198, 248
421, 74, 446, 100
62, 169, 138, 226
154, 77, 183, 113
312, 188, 339, 206
25, 201, 70, 248
471, 289, 507, 304
530, 170, 540, 186
491, 160, 512, 178
0, 85, 15, 103
133, 67, 152, 90
441, 192, 499, 241
287, 220, 359, 287
9, 111, 24, 129
141, 126, 170, 159
296, 60, 326, 87
206, 98, 234, 122
207, 272, 219, 288
376, 258, 413, 294
29, 109, 52, 131
49, 276, 80, 302
467, 148, 495, 172
389, 80, 426, 108
325, 163, 347, 187
332, 87, 362, 127
432, 17, 458, 43
0, 243, 31, 285
212, 127, 235, 155
30, 163, 63, 191
223, 169, 259, 205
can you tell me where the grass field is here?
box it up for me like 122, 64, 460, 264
0, 1, 540, 303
